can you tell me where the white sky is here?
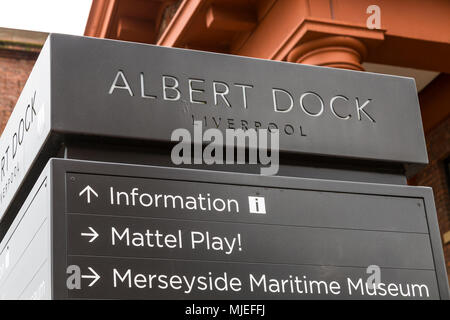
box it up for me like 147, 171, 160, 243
0, 0, 92, 35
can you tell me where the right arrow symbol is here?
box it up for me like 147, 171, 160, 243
81, 227, 99, 243
81, 267, 101, 287
79, 185, 98, 204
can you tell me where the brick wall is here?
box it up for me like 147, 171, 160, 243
0, 48, 38, 134
411, 116, 450, 282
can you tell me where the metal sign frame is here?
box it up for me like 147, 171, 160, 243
46, 159, 448, 300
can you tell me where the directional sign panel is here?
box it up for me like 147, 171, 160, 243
43, 159, 447, 300
0, 158, 447, 299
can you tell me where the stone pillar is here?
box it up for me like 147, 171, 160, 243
287, 36, 367, 71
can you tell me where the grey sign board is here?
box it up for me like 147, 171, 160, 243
0, 40, 51, 224
0, 167, 51, 299
0, 159, 447, 299
0, 34, 428, 222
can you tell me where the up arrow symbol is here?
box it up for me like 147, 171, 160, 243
79, 185, 98, 204
81, 267, 101, 287
81, 227, 99, 243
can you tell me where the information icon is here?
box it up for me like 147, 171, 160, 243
248, 196, 266, 214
